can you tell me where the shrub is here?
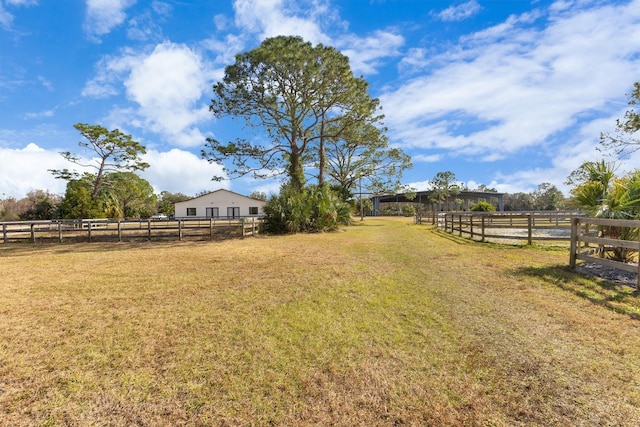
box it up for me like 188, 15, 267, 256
401, 204, 416, 216
471, 201, 496, 212
263, 184, 352, 234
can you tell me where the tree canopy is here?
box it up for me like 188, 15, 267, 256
203, 36, 389, 194
600, 82, 640, 157
324, 121, 412, 201
531, 183, 565, 211
50, 123, 149, 201
58, 172, 156, 219
157, 191, 191, 215
429, 171, 462, 205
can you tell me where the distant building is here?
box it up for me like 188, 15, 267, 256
174, 189, 266, 219
372, 190, 505, 215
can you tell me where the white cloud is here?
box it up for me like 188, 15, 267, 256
0, 143, 68, 198
84, 0, 136, 41
5, 0, 38, 5
81, 48, 140, 98
405, 180, 432, 191
123, 42, 212, 146
1, 0, 37, 30
493, 107, 635, 195
201, 33, 246, 67
493, 167, 565, 195
413, 153, 442, 163
151, 1, 170, 16
214, 13, 230, 31
83, 42, 215, 147
232, 0, 333, 44
382, 0, 640, 161
126, 1, 170, 42
436, 0, 481, 22
140, 149, 228, 196
24, 109, 54, 119
0, 4, 14, 29
230, 0, 401, 76
338, 30, 404, 75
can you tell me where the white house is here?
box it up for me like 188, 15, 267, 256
174, 189, 266, 219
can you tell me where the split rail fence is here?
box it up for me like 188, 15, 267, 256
429, 212, 639, 287
569, 217, 640, 288
0, 217, 262, 244
432, 211, 584, 244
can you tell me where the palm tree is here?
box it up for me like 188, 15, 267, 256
570, 161, 640, 262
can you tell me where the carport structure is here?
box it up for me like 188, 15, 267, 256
371, 190, 505, 215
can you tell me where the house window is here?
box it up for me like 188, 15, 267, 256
249, 206, 259, 215
206, 207, 219, 218
227, 207, 240, 218
186, 207, 196, 216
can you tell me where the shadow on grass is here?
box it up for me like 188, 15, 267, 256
513, 264, 640, 320
431, 227, 528, 249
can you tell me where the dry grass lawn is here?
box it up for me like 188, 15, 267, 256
1, 217, 640, 426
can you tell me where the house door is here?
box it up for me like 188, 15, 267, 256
206, 207, 219, 218
227, 207, 240, 218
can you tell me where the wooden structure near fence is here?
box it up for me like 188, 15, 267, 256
570, 217, 640, 288
432, 211, 584, 244
0, 217, 262, 244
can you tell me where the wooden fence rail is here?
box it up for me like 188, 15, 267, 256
569, 217, 640, 288
432, 211, 584, 244
0, 217, 263, 244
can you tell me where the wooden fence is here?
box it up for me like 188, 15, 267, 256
0, 217, 263, 244
432, 211, 584, 244
569, 217, 640, 287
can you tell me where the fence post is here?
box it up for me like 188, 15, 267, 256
179, 220, 183, 241
470, 214, 474, 240
527, 214, 532, 245
118, 221, 122, 242
458, 215, 462, 236
569, 217, 579, 268
2, 223, 6, 243
481, 216, 486, 242
58, 221, 62, 243
210, 218, 214, 240
31, 223, 35, 243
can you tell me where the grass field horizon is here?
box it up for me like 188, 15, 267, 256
2, 217, 640, 426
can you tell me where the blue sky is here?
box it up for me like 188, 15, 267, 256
1, 0, 639, 199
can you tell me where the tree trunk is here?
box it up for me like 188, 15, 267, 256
289, 147, 305, 193
318, 113, 326, 186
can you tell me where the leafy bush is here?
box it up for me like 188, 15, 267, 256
401, 204, 416, 216
263, 184, 352, 234
471, 201, 496, 212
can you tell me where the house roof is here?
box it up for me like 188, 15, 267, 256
175, 189, 265, 204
